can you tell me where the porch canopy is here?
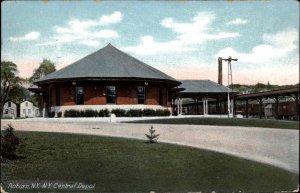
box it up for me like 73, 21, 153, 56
171, 80, 238, 115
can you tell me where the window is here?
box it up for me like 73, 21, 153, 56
25, 102, 28, 107
28, 109, 31, 114
168, 91, 172, 102
56, 87, 60, 106
8, 102, 11, 107
137, 86, 145, 104
5, 109, 8, 114
11, 109, 14, 114
23, 109, 26, 114
76, 87, 84, 105
106, 86, 116, 104
159, 89, 163, 105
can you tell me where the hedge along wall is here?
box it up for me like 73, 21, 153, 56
59, 108, 171, 118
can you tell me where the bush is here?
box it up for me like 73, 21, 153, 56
143, 109, 156, 116
49, 111, 55, 118
79, 110, 85, 117
63, 108, 170, 117
126, 109, 143, 117
155, 109, 171, 116
85, 109, 98, 117
64, 110, 69, 117
99, 109, 110, 117
64, 110, 80, 117
111, 109, 126, 117
57, 112, 62, 118
1, 124, 24, 160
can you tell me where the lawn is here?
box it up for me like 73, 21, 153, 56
130, 117, 299, 129
1, 131, 298, 192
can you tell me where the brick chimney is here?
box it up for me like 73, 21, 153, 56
218, 57, 222, 85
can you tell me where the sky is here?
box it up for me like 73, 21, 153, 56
1, 0, 299, 85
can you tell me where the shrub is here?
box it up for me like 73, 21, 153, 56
126, 109, 143, 117
111, 109, 126, 117
63, 108, 170, 117
104, 109, 110, 117
155, 109, 171, 116
85, 109, 98, 117
99, 109, 110, 117
64, 110, 69, 117
143, 109, 156, 117
145, 125, 159, 144
57, 112, 62, 118
49, 111, 55, 118
79, 110, 85, 117
64, 109, 80, 117
1, 124, 24, 160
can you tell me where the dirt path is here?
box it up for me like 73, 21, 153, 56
1, 118, 299, 174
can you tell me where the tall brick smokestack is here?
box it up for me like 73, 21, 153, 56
218, 57, 222, 85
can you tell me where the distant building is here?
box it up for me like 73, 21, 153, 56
2, 101, 17, 118
20, 101, 40, 118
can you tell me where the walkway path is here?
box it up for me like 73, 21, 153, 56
1, 118, 299, 174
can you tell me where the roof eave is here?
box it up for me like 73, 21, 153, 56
35, 77, 181, 87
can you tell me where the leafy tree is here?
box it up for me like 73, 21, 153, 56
7, 83, 27, 104
29, 59, 56, 82
145, 125, 159, 144
29, 59, 56, 107
1, 61, 19, 116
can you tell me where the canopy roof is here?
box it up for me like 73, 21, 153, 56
178, 80, 233, 93
172, 80, 237, 99
35, 44, 180, 85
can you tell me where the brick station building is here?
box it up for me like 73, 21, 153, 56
31, 44, 180, 117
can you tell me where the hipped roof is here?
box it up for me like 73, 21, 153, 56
178, 80, 234, 93
36, 44, 180, 85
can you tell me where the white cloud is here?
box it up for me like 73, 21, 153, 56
227, 18, 247, 25
216, 29, 298, 64
124, 36, 195, 56
9, 31, 40, 42
79, 40, 100, 47
161, 12, 238, 45
99, 11, 122, 26
263, 29, 298, 50
124, 12, 239, 55
37, 11, 122, 47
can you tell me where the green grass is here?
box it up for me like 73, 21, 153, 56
130, 117, 299, 129
1, 131, 298, 192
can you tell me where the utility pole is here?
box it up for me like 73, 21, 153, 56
221, 56, 238, 118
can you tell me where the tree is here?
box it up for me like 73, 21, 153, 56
7, 81, 27, 104
29, 59, 56, 82
1, 124, 24, 161
29, 59, 56, 107
1, 61, 19, 116
145, 125, 159, 144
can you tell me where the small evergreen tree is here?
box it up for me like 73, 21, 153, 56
1, 124, 24, 161
145, 125, 159, 144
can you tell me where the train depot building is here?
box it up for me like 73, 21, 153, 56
30, 44, 180, 117
28, 44, 299, 120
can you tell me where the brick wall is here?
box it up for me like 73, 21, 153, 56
45, 81, 172, 107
